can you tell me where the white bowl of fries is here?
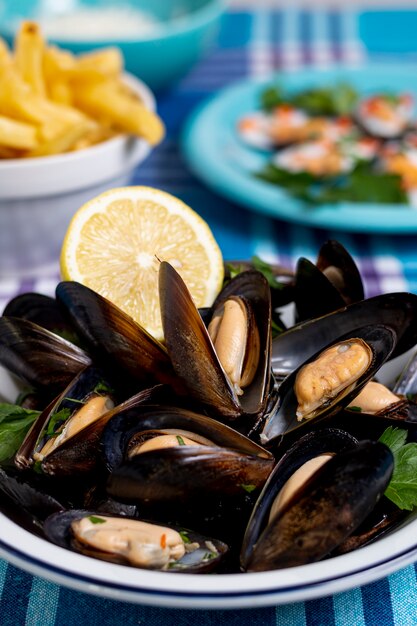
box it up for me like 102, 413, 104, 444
0, 22, 164, 277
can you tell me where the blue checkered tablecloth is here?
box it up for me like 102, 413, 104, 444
2, 5, 417, 625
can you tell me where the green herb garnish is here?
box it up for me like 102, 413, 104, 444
240, 484, 257, 493
46, 408, 71, 437
0, 403, 40, 463
252, 255, 284, 290
94, 381, 114, 395
176, 435, 186, 446
260, 82, 358, 116
257, 162, 407, 205
347, 406, 362, 412
379, 426, 417, 510
179, 531, 191, 544
88, 516, 106, 524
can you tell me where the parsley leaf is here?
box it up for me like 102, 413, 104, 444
0, 403, 40, 462
260, 83, 358, 116
88, 516, 106, 524
251, 256, 284, 290
379, 426, 417, 510
257, 162, 407, 206
240, 484, 257, 493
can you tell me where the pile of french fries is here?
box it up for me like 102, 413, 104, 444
0, 21, 165, 159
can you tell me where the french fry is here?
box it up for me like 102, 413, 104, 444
14, 21, 46, 96
73, 79, 165, 146
28, 118, 92, 157
43, 45, 75, 104
0, 38, 12, 68
0, 145, 25, 159
0, 114, 38, 149
69, 47, 123, 83
0, 21, 165, 159
0, 64, 92, 141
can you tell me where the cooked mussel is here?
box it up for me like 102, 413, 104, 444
294, 240, 364, 323
261, 325, 396, 444
15, 366, 115, 474
271, 292, 417, 381
0, 317, 91, 396
159, 262, 271, 420
3, 292, 83, 347
44, 509, 228, 573
55, 281, 181, 392
105, 406, 274, 503
241, 431, 393, 571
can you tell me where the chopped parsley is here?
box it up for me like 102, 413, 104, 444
347, 406, 363, 412
88, 516, 106, 524
176, 435, 186, 446
179, 530, 191, 544
0, 403, 40, 462
240, 484, 257, 493
379, 426, 417, 510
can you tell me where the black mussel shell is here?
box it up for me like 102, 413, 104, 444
0, 317, 91, 393
159, 262, 271, 420
44, 509, 228, 573
261, 325, 396, 444
3, 293, 83, 347
271, 292, 417, 381
243, 440, 393, 571
334, 497, 407, 555
294, 257, 345, 323
241, 428, 357, 568
55, 281, 180, 391
0, 466, 64, 537
16, 365, 116, 475
294, 241, 364, 323
102, 405, 273, 472
105, 405, 274, 503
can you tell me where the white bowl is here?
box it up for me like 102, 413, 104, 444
0, 352, 416, 609
0, 74, 155, 277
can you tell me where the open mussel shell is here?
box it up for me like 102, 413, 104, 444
3, 293, 83, 347
15, 365, 117, 475
44, 509, 228, 573
261, 325, 396, 444
271, 292, 417, 381
159, 262, 271, 420
241, 428, 357, 568
0, 466, 64, 537
55, 281, 180, 391
0, 317, 91, 394
294, 241, 364, 323
105, 406, 274, 503
242, 436, 393, 572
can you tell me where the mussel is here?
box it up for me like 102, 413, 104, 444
159, 262, 272, 420
241, 430, 393, 571
0, 317, 91, 397
15, 366, 116, 475
271, 292, 417, 381
294, 240, 364, 323
105, 406, 274, 503
44, 509, 228, 573
260, 325, 396, 444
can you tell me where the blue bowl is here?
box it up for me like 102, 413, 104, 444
0, 0, 225, 91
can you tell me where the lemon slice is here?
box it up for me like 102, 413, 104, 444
60, 186, 224, 341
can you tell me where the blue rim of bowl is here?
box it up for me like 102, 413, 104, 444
1, 0, 226, 43
0, 525, 416, 604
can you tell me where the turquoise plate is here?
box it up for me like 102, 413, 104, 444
182, 64, 417, 234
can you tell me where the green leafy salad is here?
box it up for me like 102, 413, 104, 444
237, 82, 416, 205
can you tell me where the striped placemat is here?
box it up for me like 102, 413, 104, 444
1, 6, 417, 625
